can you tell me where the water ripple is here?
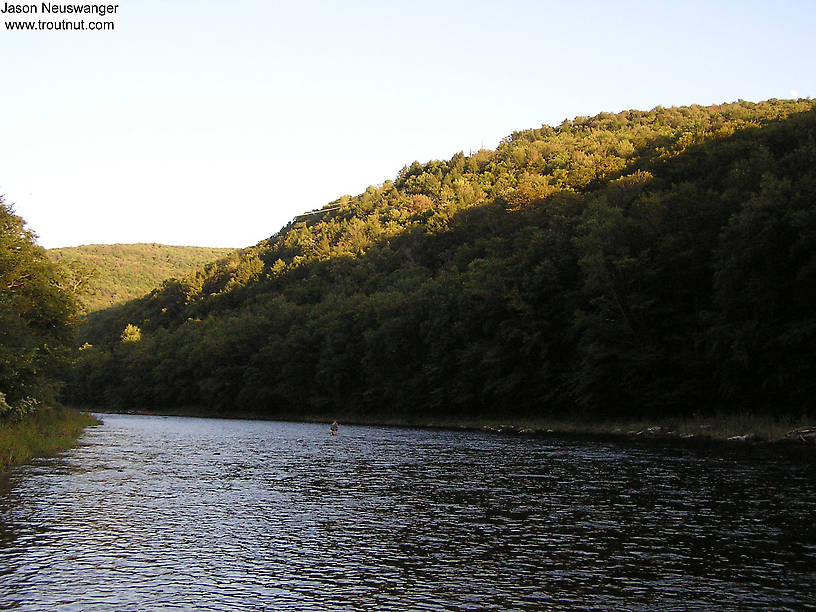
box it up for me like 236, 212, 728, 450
0, 414, 815, 610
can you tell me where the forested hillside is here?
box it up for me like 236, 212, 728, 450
65, 99, 816, 422
48, 244, 233, 312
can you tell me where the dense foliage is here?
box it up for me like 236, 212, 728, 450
0, 200, 79, 410
48, 244, 233, 312
66, 99, 816, 422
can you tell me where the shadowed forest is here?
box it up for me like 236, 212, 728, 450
47, 99, 816, 422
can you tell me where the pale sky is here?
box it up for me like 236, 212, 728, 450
1, 0, 814, 249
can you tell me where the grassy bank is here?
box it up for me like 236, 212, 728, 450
0, 407, 101, 471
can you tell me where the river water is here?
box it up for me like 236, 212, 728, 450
1, 414, 815, 610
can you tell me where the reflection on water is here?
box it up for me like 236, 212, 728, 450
1, 414, 815, 610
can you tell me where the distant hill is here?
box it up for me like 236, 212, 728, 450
48, 244, 234, 312
65, 99, 816, 422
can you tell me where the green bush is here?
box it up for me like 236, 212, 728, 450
0, 392, 41, 423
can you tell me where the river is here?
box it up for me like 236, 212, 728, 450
1, 414, 814, 610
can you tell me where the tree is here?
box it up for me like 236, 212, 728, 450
0, 198, 78, 405
120, 324, 142, 343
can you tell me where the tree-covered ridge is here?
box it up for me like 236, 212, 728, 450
67, 99, 816, 422
48, 244, 234, 312
1, 200, 78, 410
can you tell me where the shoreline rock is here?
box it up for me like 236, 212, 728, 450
785, 428, 816, 444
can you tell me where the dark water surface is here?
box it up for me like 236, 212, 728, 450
1, 414, 815, 610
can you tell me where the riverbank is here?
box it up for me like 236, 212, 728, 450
0, 407, 101, 472
87, 407, 815, 446
302, 413, 816, 446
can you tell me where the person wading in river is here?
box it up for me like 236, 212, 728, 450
330, 420, 339, 436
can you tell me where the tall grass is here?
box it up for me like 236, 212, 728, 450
0, 407, 100, 471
